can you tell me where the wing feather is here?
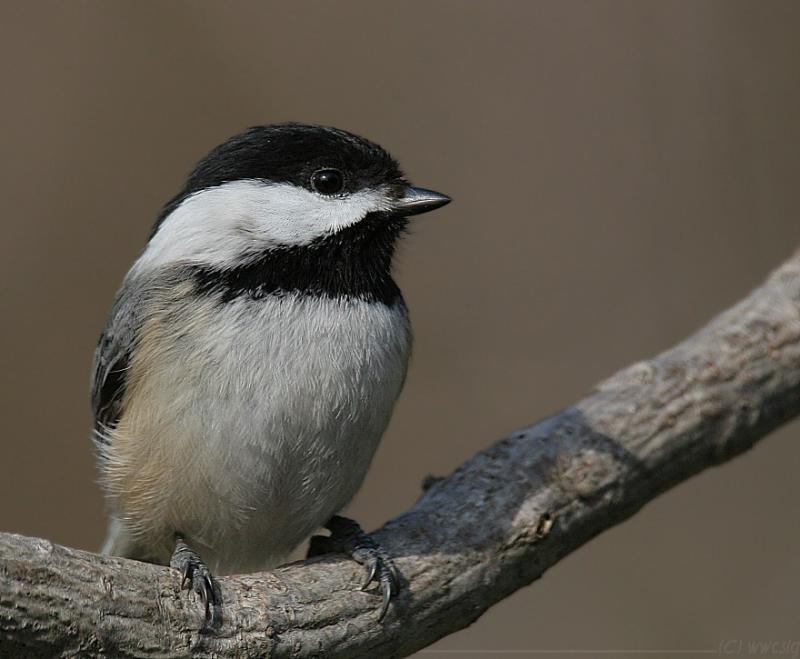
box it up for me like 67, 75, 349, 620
90, 288, 143, 444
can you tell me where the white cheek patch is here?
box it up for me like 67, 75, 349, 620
134, 179, 390, 273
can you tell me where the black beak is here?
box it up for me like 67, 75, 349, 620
392, 186, 451, 217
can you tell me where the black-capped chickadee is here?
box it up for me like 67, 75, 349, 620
91, 123, 450, 623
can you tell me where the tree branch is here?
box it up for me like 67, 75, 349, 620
3, 251, 800, 659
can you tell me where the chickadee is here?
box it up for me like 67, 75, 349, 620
91, 122, 450, 623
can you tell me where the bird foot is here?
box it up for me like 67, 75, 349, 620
170, 535, 221, 628
308, 515, 399, 621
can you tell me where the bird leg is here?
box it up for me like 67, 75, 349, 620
307, 515, 399, 620
169, 534, 220, 627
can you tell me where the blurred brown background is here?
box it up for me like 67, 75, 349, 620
1, 1, 799, 656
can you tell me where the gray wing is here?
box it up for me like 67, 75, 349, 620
90, 287, 143, 444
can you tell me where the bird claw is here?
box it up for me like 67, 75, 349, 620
356, 543, 398, 621
316, 515, 400, 621
180, 563, 191, 590
170, 536, 220, 627
380, 576, 393, 621
361, 556, 378, 590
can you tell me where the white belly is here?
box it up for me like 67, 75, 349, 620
103, 293, 410, 574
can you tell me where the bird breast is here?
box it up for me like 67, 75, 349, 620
103, 289, 411, 573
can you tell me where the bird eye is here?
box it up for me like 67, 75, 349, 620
311, 168, 345, 195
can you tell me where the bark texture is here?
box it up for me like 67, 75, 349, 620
3, 251, 800, 658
